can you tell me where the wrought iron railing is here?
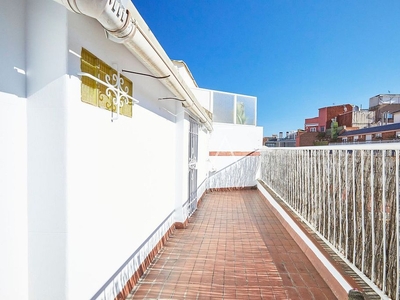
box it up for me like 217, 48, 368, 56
259, 145, 400, 300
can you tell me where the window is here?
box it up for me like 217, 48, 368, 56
80, 48, 133, 118
320, 126, 325, 132
213, 92, 234, 123
212, 91, 257, 125
310, 127, 316, 132
236, 95, 256, 125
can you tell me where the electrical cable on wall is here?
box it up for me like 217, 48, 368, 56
122, 69, 170, 79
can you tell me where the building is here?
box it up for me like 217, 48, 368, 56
0, 1, 261, 299
369, 94, 400, 109
264, 131, 297, 147
368, 94, 400, 125
336, 106, 371, 129
336, 94, 400, 143
304, 104, 353, 133
174, 62, 263, 172
338, 123, 400, 143
304, 116, 320, 132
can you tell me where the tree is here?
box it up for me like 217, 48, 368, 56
236, 102, 247, 124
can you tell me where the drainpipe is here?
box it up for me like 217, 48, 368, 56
59, 0, 136, 41
56, 0, 213, 131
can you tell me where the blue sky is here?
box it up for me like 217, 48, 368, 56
132, 0, 400, 136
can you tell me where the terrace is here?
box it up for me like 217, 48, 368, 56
97, 144, 400, 300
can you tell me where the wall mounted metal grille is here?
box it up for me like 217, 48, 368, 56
80, 48, 133, 119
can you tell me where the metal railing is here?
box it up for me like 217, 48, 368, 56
208, 151, 260, 190
259, 145, 400, 300
183, 152, 261, 219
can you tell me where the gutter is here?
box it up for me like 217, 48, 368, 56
55, 0, 213, 131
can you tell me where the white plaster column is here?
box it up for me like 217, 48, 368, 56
174, 106, 190, 225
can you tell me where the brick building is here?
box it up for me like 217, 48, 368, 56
305, 104, 353, 133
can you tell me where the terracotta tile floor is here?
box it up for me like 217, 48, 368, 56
127, 190, 337, 299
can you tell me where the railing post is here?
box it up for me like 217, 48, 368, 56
361, 150, 365, 274
345, 150, 349, 257
370, 150, 375, 283
396, 149, 400, 300
382, 150, 387, 294
352, 148, 357, 265
339, 150, 343, 251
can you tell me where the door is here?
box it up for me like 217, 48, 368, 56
188, 118, 199, 216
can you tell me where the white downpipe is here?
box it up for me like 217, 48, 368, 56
59, 0, 135, 40
56, 0, 213, 131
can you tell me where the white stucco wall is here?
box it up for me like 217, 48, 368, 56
41, 4, 202, 299
0, 0, 27, 299
394, 111, 400, 124
2, 1, 210, 299
65, 77, 177, 299
0, 94, 28, 300
26, 1, 69, 299
66, 10, 181, 300
191, 88, 212, 112
197, 126, 211, 186
209, 123, 263, 171
0, 0, 26, 98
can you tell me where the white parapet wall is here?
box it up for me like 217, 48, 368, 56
209, 123, 263, 172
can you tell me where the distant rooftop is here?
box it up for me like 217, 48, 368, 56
340, 122, 400, 137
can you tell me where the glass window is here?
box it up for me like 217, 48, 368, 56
236, 95, 256, 125
213, 92, 234, 123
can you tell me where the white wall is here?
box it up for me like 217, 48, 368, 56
209, 123, 263, 171
197, 125, 211, 186
0, 0, 26, 98
0, 0, 28, 299
26, 1, 69, 299
0, 94, 28, 300
2, 1, 211, 299
65, 77, 177, 299
394, 112, 400, 124
23, 1, 183, 298
65, 9, 181, 300
27, 77, 68, 300
174, 110, 189, 223
191, 88, 212, 112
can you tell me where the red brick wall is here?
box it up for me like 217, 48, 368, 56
337, 111, 353, 127
322, 104, 353, 129
297, 132, 319, 146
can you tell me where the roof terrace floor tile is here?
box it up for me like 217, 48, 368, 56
127, 190, 337, 299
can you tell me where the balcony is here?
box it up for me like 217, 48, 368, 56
96, 145, 399, 300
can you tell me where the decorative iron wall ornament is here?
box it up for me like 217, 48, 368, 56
78, 70, 139, 122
